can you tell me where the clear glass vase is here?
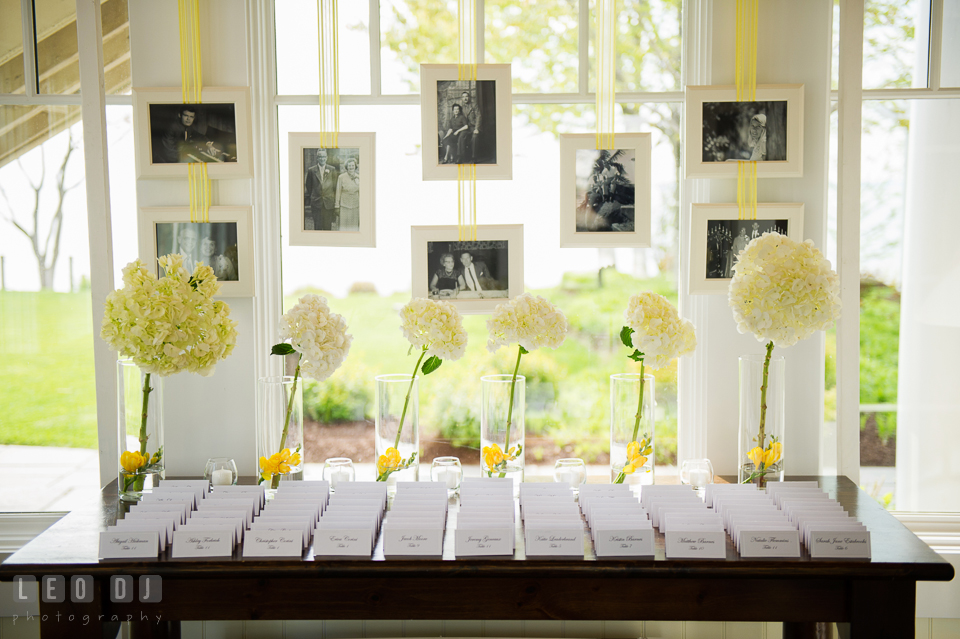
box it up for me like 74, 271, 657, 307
257, 375, 305, 493
117, 359, 164, 501
375, 374, 420, 490
738, 353, 785, 487
480, 374, 525, 482
610, 373, 655, 485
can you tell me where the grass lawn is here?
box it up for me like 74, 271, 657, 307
0, 291, 99, 448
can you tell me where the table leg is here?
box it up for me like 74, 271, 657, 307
837, 580, 915, 639
783, 622, 831, 639
38, 579, 109, 639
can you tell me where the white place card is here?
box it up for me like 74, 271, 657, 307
313, 528, 374, 557
134, 498, 192, 521
242, 530, 304, 558
115, 517, 173, 546
382, 527, 444, 557
664, 531, 727, 559
171, 530, 234, 559
593, 527, 654, 557
153, 483, 207, 503
99, 530, 159, 559
141, 490, 197, 509
454, 528, 514, 557
207, 491, 262, 515
129, 502, 187, 524
180, 520, 243, 545
808, 530, 871, 558
524, 524, 584, 557
739, 530, 801, 557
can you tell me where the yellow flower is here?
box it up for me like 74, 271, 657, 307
483, 443, 505, 468
259, 448, 300, 481
376, 447, 402, 476
764, 441, 782, 466
120, 451, 147, 473
747, 446, 765, 468
622, 440, 649, 475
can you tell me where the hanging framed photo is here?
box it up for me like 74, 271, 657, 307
287, 132, 376, 247
138, 206, 255, 297
684, 84, 804, 179
411, 225, 524, 315
558, 133, 652, 248
419, 64, 513, 181
689, 203, 805, 295
133, 87, 252, 179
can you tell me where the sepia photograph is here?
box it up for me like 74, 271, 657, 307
436, 80, 497, 165
148, 103, 238, 164
302, 146, 361, 232
155, 222, 240, 282
575, 148, 636, 233
701, 100, 787, 163
688, 203, 804, 295
684, 84, 804, 179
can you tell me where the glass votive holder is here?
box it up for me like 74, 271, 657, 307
430, 456, 462, 494
204, 457, 238, 487
554, 458, 586, 492
680, 458, 715, 490
322, 457, 355, 491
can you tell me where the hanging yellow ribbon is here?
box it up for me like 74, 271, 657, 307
735, 0, 759, 221
457, 0, 478, 241
178, 0, 209, 223
318, 0, 340, 149
596, 0, 616, 150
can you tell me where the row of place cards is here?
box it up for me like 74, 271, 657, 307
710, 484, 799, 557
772, 481, 871, 558
642, 485, 726, 559
455, 478, 515, 557
381, 482, 448, 558
520, 482, 582, 558
580, 484, 653, 557
313, 482, 387, 559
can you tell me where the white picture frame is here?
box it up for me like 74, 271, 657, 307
684, 84, 804, 179
133, 87, 252, 179
559, 133, 652, 248
420, 64, 513, 181
287, 132, 376, 247
138, 206, 255, 297
689, 203, 805, 295
411, 225, 524, 315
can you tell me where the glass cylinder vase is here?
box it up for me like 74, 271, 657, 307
375, 374, 420, 490
738, 353, 785, 487
610, 373, 655, 485
480, 374, 525, 482
117, 358, 165, 501
257, 375, 305, 493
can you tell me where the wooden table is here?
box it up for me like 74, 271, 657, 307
1, 476, 953, 639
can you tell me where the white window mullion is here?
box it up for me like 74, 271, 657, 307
579, 0, 589, 96
476, 0, 485, 63
369, 0, 381, 97
20, 0, 38, 97
929, 0, 944, 91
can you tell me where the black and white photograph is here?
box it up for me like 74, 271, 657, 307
436, 80, 497, 165
148, 103, 238, 164
701, 100, 787, 163
155, 222, 240, 281
420, 65, 513, 180
426, 240, 509, 300
575, 149, 636, 232
134, 87, 252, 179
139, 206, 255, 297
688, 203, 804, 295
301, 147, 361, 232
684, 85, 804, 179
705, 218, 788, 279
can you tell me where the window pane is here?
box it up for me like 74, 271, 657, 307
278, 101, 680, 478
484, 0, 579, 94
0, 112, 101, 511
863, 0, 920, 90
276, 0, 371, 95
940, 0, 960, 87
589, 0, 683, 93
380, 0, 448, 94
0, 0, 24, 94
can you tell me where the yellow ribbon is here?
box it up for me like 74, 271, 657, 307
457, 0, 477, 241
318, 0, 340, 149
596, 0, 616, 150
188, 163, 211, 223
178, 0, 209, 223
735, 0, 759, 220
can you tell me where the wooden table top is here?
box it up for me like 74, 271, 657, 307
1, 475, 953, 584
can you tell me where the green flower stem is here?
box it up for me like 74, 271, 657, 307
139, 373, 152, 456
271, 355, 302, 490
395, 347, 428, 449
613, 360, 646, 485
743, 341, 776, 487
498, 346, 524, 479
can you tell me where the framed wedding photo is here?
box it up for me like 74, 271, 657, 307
133, 87, 252, 179
688, 203, 805, 295
684, 84, 804, 179
411, 225, 524, 315
138, 206, 255, 297
287, 132, 376, 247
420, 64, 513, 181
559, 133, 652, 248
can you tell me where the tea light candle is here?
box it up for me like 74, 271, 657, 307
559, 470, 579, 488
689, 468, 708, 488
211, 468, 233, 486
331, 469, 350, 489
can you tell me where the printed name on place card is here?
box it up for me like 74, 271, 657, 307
664, 530, 727, 559
593, 528, 654, 557
171, 530, 234, 559
99, 531, 160, 559
808, 531, 871, 558
313, 528, 373, 557
738, 530, 801, 557
242, 530, 304, 558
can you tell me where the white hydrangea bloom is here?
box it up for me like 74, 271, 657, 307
100, 254, 238, 377
729, 233, 841, 348
279, 293, 353, 381
486, 293, 570, 353
623, 292, 697, 369
399, 298, 468, 361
